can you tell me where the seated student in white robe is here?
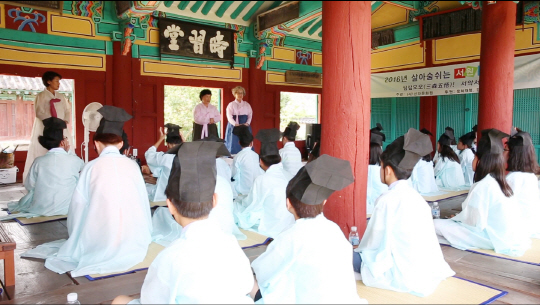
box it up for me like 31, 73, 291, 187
434, 128, 466, 189
251, 155, 366, 304
6, 118, 84, 218
232, 125, 263, 199
434, 129, 531, 257
457, 126, 477, 186
234, 128, 295, 238
144, 124, 182, 202
409, 128, 438, 194
354, 128, 455, 297
433, 126, 459, 165
505, 129, 540, 239
198, 134, 236, 193
151, 135, 246, 244
23, 106, 153, 277
199, 135, 246, 239
279, 121, 304, 177
113, 141, 254, 305
367, 124, 388, 214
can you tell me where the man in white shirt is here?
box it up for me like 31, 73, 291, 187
232, 125, 263, 198
113, 141, 253, 304
251, 154, 366, 304
23, 106, 153, 278
354, 128, 455, 297
234, 128, 295, 238
144, 124, 183, 202
6, 117, 83, 219
280, 121, 304, 177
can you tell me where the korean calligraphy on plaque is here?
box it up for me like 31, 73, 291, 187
159, 18, 235, 66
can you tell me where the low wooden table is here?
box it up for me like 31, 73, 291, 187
0, 223, 16, 299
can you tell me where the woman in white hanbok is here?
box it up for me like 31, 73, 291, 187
279, 122, 304, 177
144, 125, 182, 202
409, 128, 438, 194
433, 127, 458, 165
434, 129, 531, 257
505, 130, 540, 239
24, 71, 74, 182
457, 127, 477, 186
366, 128, 388, 214
355, 129, 455, 297
434, 130, 466, 189
410, 155, 439, 194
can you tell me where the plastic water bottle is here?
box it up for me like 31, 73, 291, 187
349, 226, 360, 246
66, 293, 81, 305
432, 202, 441, 219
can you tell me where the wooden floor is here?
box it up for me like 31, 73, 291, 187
0, 183, 539, 304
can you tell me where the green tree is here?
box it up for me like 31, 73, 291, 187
280, 92, 318, 140
164, 86, 221, 142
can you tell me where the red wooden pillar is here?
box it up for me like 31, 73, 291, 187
321, 1, 371, 236
112, 42, 134, 139
420, 96, 438, 153
478, 2, 517, 135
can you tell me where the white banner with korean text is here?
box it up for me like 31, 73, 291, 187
371, 53, 540, 98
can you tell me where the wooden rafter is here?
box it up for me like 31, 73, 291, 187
215, 1, 234, 17
231, 1, 250, 19
243, 1, 265, 21
201, 1, 216, 15
190, 1, 204, 13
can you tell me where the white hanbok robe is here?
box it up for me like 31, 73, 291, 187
355, 180, 455, 297
131, 219, 254, 304
193, 103, 221, 140
252, 214, 365, 304
24, 90, 74, 182
23, 147, 153, 277
458, 148, 475, 186
151, 175, 246, 246
234, 163, 295, 238
409, 160, 439, 194
506, 172, 540, 239
145, 146, 174, 202
367, 164, 388, 214
232, 147, 263, 196
434, 174, 531, 257
433, 145, 459, 165
279, 142, 303, 177
217, 156, 236, 197
6, 148, 83, 218
434, 157, 467, 190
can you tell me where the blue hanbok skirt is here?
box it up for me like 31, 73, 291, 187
225, 115, 251, 154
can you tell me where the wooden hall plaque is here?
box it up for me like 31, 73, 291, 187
285, 71, 322, 85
